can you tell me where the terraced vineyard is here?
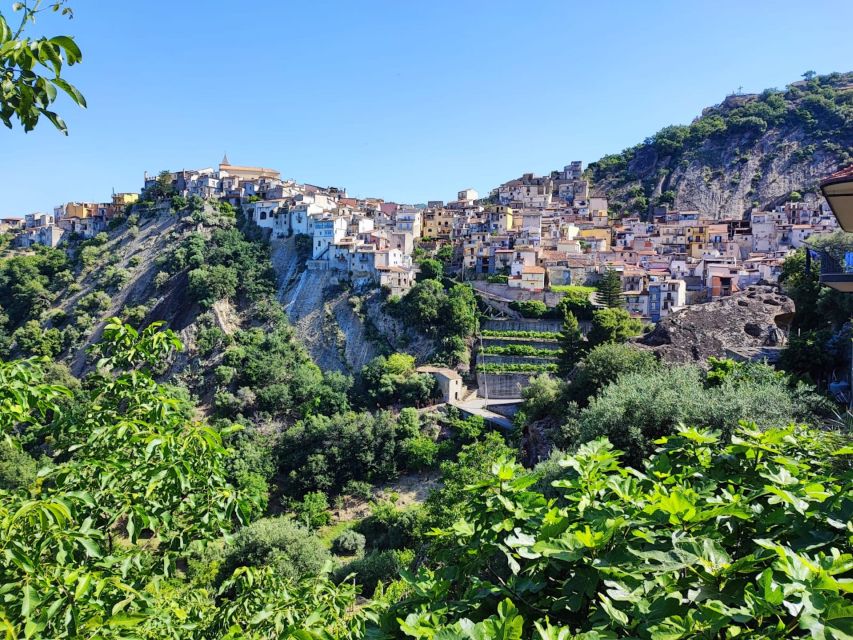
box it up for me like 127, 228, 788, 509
476, 320, 562, 398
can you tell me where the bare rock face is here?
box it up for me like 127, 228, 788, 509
637, 285, 795, 365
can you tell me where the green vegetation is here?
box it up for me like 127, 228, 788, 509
778, 241, 853, 386
358, 352, 437, 408
586, 306, 644, 346
391, 276, 478, 365
0, 1, 85, 134
595, 268, 624, 308
508, 299, 548, 318
0, 316, 848, 638
416, 257, 443, 281
386, 424, 852, 638
480, 344, 559, 357
480, 329, 560, 340
557, 309, 584, 374
476, 362, 558, 374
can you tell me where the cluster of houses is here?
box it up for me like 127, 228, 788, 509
2, 156, 841, 321
0, 193, 139, 249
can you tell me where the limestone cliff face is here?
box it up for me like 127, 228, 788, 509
588, 72, 853, 218
620, 128, 841, 217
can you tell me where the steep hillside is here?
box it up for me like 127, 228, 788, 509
587, 71, 853, 217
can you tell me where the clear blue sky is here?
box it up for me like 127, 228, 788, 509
2, 0, 852, 216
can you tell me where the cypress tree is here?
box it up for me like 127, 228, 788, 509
558, 309, 585, 376
596, 269, 624, 308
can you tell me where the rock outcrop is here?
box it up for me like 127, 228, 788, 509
637, 285, 795, 365
588, 72, 853, 218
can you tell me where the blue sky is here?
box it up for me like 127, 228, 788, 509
2, 0, 852, 216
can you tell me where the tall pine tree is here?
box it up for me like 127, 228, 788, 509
596, 269, 624, 308
558, 309, 585, 376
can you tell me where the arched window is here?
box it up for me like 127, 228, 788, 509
260, 211, 267, 220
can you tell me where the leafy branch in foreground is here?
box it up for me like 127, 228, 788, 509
0, 0, 86, 133
380, 424, 853, 638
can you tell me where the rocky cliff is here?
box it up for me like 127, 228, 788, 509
587, 71, 853, 217
636, 285, 795, 365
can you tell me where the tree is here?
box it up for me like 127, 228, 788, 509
417, 258, 443, 281
596, 269, 624, 307
518, 373, 561, 422
400, 279, 444, 335
557, 309, 585, 375
566, 342, 658, 405
188, 264, 238, 308
424, 431, 515, 528
0, 319, 257, 637
561, 363, 828, 464
587, 307, 643, 347
219, 516, 330, 583
0, 1, 86, 134
289, 491, 331, 529
802, 69, 817, 81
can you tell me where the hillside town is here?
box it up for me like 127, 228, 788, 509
1, 156, 841, 322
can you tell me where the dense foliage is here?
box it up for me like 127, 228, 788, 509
0, 0, 86, 134
383, 425, 852, 638
778, 242, 853, 387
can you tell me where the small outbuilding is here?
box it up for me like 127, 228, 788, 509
416, 366, 464, 403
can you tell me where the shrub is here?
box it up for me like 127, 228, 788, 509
219, 516, 330, 583
335, 549, 412, 597
332, 529, 366, 556
586, 307, 644, 346
561, 364, 828, 465
417, 258, 443, 281
121, 305, 148, 327
508, 300, 548, 318
289, 491, 331, 529
153, 270, 170, 290
566, 343, 658, 405
196, 326, 230, 357
207, 364, 233, 386
188, 265, 238, 308
396, 425, 853, 637
77, 291, 111, 315
401, 435, 439, 471
356, 500, 424, 551
342, 480, 374, 502
0, 439, 39, 491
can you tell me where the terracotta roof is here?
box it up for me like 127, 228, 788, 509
522, 266, 546, 274
820, 165, 853, 187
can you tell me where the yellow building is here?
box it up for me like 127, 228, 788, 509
579, 227, 611, 251
491, 205, 514, 233
422, 208, 456, 239
65, 202, 97, 218
112, 192, 139, 207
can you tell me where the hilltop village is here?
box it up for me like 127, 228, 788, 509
2, 156, 839, 322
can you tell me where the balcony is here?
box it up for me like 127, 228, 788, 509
818, 248, 853, 292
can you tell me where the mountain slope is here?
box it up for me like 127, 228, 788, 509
587, 71, 853, 217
